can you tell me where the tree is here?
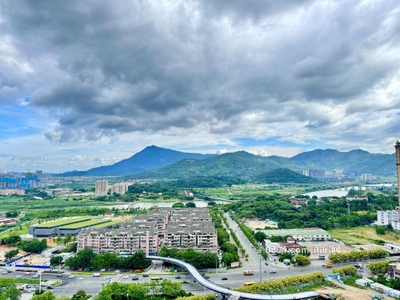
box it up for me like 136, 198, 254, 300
65, 247, 94, 269
367, 260, 390, 274
161, 279, 182, 298
172, 202, 185, 208
20, 238, 47, 253
4, 249, 19, 260
72, 290, 91, 300
127, 251, 149, 270
254, 231, 267, 243
2, 235, 21, 246
279, 252, 293, 262
376, 226, 386, 235
32, 291, 56, 300
5, 211, 19, 218
185, 202, 196, 208
0, 278, 21, 300
293, 254, 310, 266
50, 256, 63, 267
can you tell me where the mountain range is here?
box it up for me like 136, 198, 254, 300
61, 146, 396, 180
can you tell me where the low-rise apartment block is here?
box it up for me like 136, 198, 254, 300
78, 222, 159, 256
77, 207, 217, 255
376, 210, 399, 226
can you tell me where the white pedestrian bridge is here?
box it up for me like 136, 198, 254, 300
147, 256, 319, 300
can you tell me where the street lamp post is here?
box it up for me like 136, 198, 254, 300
38, 270, 43, 294
216, 255, 218, 274
258, 242, 262, 284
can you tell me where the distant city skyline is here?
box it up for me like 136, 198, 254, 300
1, 1, 400, 172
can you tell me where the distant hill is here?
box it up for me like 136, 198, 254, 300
290, 149, 395, 176
130, 151, 301, 180
130, 148, 396, 180
60, 145, 214, 176
61, 145, 396, 179
254, 168, 321, 184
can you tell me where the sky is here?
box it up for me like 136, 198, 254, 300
1, 0, 400, 173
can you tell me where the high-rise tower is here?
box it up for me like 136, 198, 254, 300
396, 141, 400, 221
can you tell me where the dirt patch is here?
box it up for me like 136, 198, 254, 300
244, 219, 278, 230
0, 245, 28, 262
299, 242, 354, 259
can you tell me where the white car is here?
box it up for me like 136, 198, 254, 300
1, 271, 8, 274
68, 275, 75, 279
15, 275, 22, 278
32, 274, 39, 278
77, 277, 84, 280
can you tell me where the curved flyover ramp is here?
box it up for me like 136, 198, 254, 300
147, 256, 319, 300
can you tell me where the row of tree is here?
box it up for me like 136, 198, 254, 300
64, 248, 149, 270
234, 272, 326, 293
328, 248, 387, 262
158, 247, 219, 269
93, 280, 192, 300
331, 265, 358, 276
209, 209, 240, 266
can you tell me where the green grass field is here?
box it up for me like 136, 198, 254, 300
328, 226, 400, 245
34, 217, 91, 227
92, 219, 122, 228
60, 218, 110, 229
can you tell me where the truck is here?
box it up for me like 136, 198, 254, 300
243, 271, 254, 275
322, 263, 333, 268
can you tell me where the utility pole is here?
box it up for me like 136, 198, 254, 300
259, 251, 262, 283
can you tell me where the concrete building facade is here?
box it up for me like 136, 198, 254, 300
110, 183, 130, 196
77, 207, 218, 255
95, 180, 108, 196
377, 210, 399, 226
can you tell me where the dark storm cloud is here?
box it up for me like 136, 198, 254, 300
2, 0, 400, 146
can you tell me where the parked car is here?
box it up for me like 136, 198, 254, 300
1, 271, 8, 274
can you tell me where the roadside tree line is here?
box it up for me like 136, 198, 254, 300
328, 248, 387, 263
64, 248, 149, 270
234, 272, 326, 293
209, 208, 240, 267
93, 280, 192, 300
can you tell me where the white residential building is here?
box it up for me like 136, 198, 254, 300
95, 180, 108, 196
110, 182, 130, 196
376, 210, 399, 226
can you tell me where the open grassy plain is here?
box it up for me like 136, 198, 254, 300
328, 226, 400, 246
